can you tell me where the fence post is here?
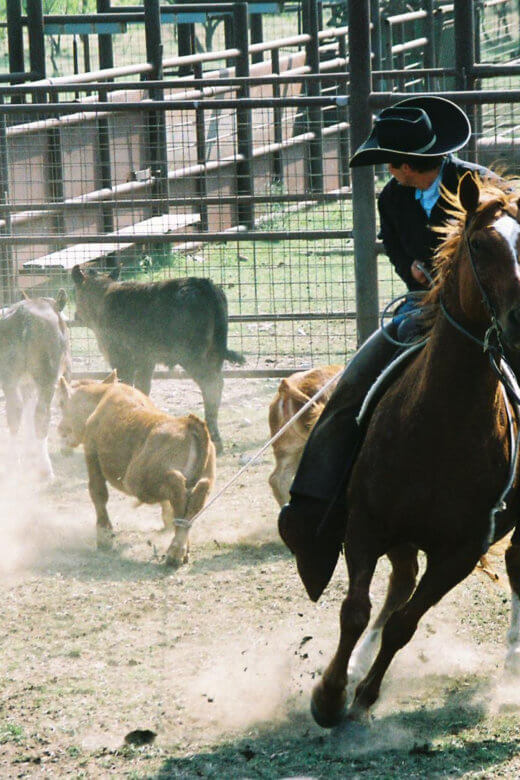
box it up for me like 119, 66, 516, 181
234, 2, 255, 229
0, 97, 16, 306
178, 0, 195, 76
26, 0, 46, 80
7, 0, 25, 82
348, 0, 379, 345
423, 0, 435, 90
337, 33, 350, 190
193, 60, 209, 232
144, 0, 169, 219
454, 0, 477, 162
271, 47, 284, 185
250, 14, 264, 64
97, 0, 115, 71
302, 0, 324, 195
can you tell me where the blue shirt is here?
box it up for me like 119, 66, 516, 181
415, 160, 445, 217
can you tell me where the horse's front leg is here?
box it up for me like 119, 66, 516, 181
311, 542, 378, 728
349, 543, 419, 683
505, 541, 520, 674
348, 543, 480, 723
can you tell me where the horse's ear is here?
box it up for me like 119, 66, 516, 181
58, 376, 72, 400
108, 263, 121, 281
71, 265, 86, 286
55, 288, 67, 311
458, 172, 480, 214
102, 370, 118, 384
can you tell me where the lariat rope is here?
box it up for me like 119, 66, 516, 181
174, 366, 345, 530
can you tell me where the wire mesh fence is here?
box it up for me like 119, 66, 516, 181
1, 1, 520, 380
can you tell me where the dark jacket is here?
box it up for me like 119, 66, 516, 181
378, 155, 491, 291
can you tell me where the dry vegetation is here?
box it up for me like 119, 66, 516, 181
1, 376, 520, 779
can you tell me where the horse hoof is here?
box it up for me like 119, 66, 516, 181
164, 550, 188, 568
96, 528, 114, 551
310, 684, 346, 729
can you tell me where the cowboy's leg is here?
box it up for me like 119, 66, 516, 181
278, 305, 426, 603
290, 327, 398, 501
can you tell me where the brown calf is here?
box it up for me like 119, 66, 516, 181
57, 372, 216, 565
268, 365, 342, 506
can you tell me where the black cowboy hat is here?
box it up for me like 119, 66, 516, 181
349, 95, 471, 167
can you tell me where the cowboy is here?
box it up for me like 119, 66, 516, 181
278, 95, 494, 602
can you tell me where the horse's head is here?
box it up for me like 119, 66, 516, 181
455, 173, 520, 349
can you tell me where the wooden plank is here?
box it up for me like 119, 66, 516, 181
23, 213, 200, 270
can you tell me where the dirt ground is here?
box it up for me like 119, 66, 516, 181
1, 375, 520, 779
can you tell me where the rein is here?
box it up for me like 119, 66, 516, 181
441, 226, 520, 547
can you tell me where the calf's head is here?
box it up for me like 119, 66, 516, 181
71, 264, 120, 325
57, 370, 118, 448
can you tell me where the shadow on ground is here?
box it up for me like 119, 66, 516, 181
152, 685, 520, 779
31, 540, 288, 583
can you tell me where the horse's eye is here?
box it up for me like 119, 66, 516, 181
470, 237, 482, 251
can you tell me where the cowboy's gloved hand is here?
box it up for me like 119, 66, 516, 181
411, 260, 430, 287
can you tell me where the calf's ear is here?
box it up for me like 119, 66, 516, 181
71, 265, 86, 286
58, 376, 72, 400
56, 288, 68, 311
102, 370, 118, 384
108, 263, 122, 281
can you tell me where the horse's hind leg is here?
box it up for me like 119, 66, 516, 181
504, 541, 520, 674
347, 543, 481, 723
349, 543, 419, 683
311, 543, 378, 728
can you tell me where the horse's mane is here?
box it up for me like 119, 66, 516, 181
421, 175, 518, 317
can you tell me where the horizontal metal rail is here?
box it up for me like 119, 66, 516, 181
391, 38, 428, 56
0, 192, 352, 214
385, 10, 428, 24
369, 89, 520, 108
68, 312, 356, 326
0, 96, 347, 113
22, 8, 239, 24
0, 230, 355, 244
0, 72, 351, 95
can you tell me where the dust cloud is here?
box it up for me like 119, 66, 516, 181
0, 462, 89, 579
185, 627, 296, 731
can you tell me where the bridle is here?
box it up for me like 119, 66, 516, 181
440, 225, 507, 358
441, 211, 520, 545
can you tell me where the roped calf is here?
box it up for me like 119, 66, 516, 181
57, 371, 216, 566
268, 365, 342, 506
71, 265, 245, 454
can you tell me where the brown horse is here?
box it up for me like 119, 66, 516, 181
310, 172, 520, 729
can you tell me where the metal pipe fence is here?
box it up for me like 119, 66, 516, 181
1, 0, 520, 380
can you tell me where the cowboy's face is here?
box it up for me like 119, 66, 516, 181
387, 162, 418, 187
